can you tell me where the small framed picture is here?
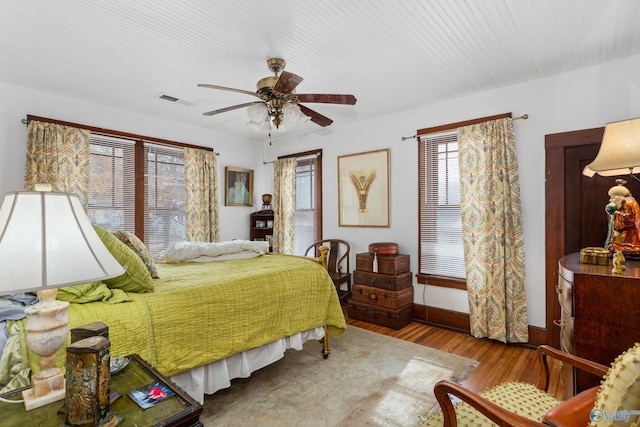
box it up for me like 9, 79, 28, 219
225, 167, 254, 206
266, 235, 273, 245
266, 220, 274, 228
255, 220, 266, 228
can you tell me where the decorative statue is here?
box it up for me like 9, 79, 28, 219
605, 179, 640, 258
612, 250, 626, 275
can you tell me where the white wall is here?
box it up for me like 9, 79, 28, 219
266, 53, 640, 328
2, 54, 639, 328
0, 80, 268, 242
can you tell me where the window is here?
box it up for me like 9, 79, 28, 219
88, 135, 186, 256
418, 131, 466, 287
88, 135, 135, 233
287, 151, 322, 255
144, 143, 185, 256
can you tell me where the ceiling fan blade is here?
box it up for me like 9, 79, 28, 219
272, 71, 303, 94
202, 101, 262, 116
296, 94, 357, 105
298, 104, 334, 127
198, 83, 258, 98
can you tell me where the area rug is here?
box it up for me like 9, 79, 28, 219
200, 326, 478, 426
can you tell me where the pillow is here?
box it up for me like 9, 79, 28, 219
112, 231, 160, 279
589, 342, 640, 426
92, 225, 154, 293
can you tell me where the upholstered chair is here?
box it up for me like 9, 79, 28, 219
421, 343, 640, 427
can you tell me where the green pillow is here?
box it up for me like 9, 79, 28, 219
93, 225, 154, 293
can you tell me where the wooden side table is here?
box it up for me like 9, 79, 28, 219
0, 354, 203, 426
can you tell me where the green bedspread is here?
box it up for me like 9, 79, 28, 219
27, 254, 346, 378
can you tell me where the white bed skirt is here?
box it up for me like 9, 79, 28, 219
170, 326, 325, 403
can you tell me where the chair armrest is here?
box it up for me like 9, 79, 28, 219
535, 345, 609, 392
274, 246, 329, 269
433, 380, 548, 427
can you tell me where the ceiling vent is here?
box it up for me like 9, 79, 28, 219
156, 93, 195, 107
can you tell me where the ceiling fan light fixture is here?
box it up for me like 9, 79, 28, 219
201, 57, 356, 133
247, 102, 268, 122
283, 102, 301, 120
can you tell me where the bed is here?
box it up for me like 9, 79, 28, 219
0, 236, 347, 404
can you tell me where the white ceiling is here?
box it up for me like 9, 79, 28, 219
2, 0, 640, 142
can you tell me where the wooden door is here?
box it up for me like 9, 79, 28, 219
545, 127, 610, 348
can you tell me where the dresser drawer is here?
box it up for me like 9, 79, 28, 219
559, 309, 574, 355
556, 273, 574, 316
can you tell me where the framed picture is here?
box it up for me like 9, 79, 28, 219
265, 235, 273, 245
266, 220, 274, 228
338, 148, 390, 227
225, 167, 253, 206
255, 220, 266, 228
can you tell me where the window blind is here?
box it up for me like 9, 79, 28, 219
418, 131, 466, 279
88, 135, 136, 234
144, 143, 185, 256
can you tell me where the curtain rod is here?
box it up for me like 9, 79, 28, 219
21, 116, 220, 156
401, 113, 529, 141
263, 151, 321, 164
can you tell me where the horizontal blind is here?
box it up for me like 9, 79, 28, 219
418, 131, 466, 279
88, 135, 136, 234
144, 143, 185, 257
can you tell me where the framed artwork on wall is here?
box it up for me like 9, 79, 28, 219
225, 167, 253, 206
337, 148, 390, 227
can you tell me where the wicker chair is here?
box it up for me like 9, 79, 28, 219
421, 343, 640, 427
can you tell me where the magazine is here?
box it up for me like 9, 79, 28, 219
127, 381, 175, 409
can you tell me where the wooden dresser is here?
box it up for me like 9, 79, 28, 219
557, 253, 640, 398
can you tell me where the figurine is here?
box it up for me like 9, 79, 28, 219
612, 250, 626, 275
606, 179, 640, 258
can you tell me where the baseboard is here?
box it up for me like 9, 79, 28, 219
412, 304, 549, 347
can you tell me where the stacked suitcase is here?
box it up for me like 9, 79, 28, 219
347, 242, 413, 330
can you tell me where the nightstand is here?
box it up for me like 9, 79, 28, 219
0, 354, 203, 426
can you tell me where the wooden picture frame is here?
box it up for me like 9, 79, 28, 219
225, 167, 253, 206
338, 148, 390, 227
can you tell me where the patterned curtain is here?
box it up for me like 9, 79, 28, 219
24, 120, 91, 207
458, 118, 528, 343
184, 147, 219, 242
272, 158, 296, 254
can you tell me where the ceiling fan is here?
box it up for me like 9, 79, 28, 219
198, 58, 357, 130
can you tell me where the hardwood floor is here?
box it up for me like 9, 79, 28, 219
345, 311, 565, 399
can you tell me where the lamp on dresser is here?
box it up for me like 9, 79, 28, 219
0, 191, 125, 411
583, 118, 640, 258
583, 117, 640, 178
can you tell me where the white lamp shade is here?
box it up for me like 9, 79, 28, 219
0, 191, 126, 293
282, 103, 301, 120
583, 118, 640, 177
247, 102, 268, 122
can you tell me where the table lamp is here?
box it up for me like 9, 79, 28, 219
583, 117, 640, 177
0, 191, 125, 411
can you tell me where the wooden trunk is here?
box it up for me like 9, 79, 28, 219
351, 284, 413, 309
355, 253, 410, 275
353, 270, 413, 291
368, 242, 399, 255
346, 299, 412, 330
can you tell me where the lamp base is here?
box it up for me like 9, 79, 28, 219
22, 377, 66, 411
